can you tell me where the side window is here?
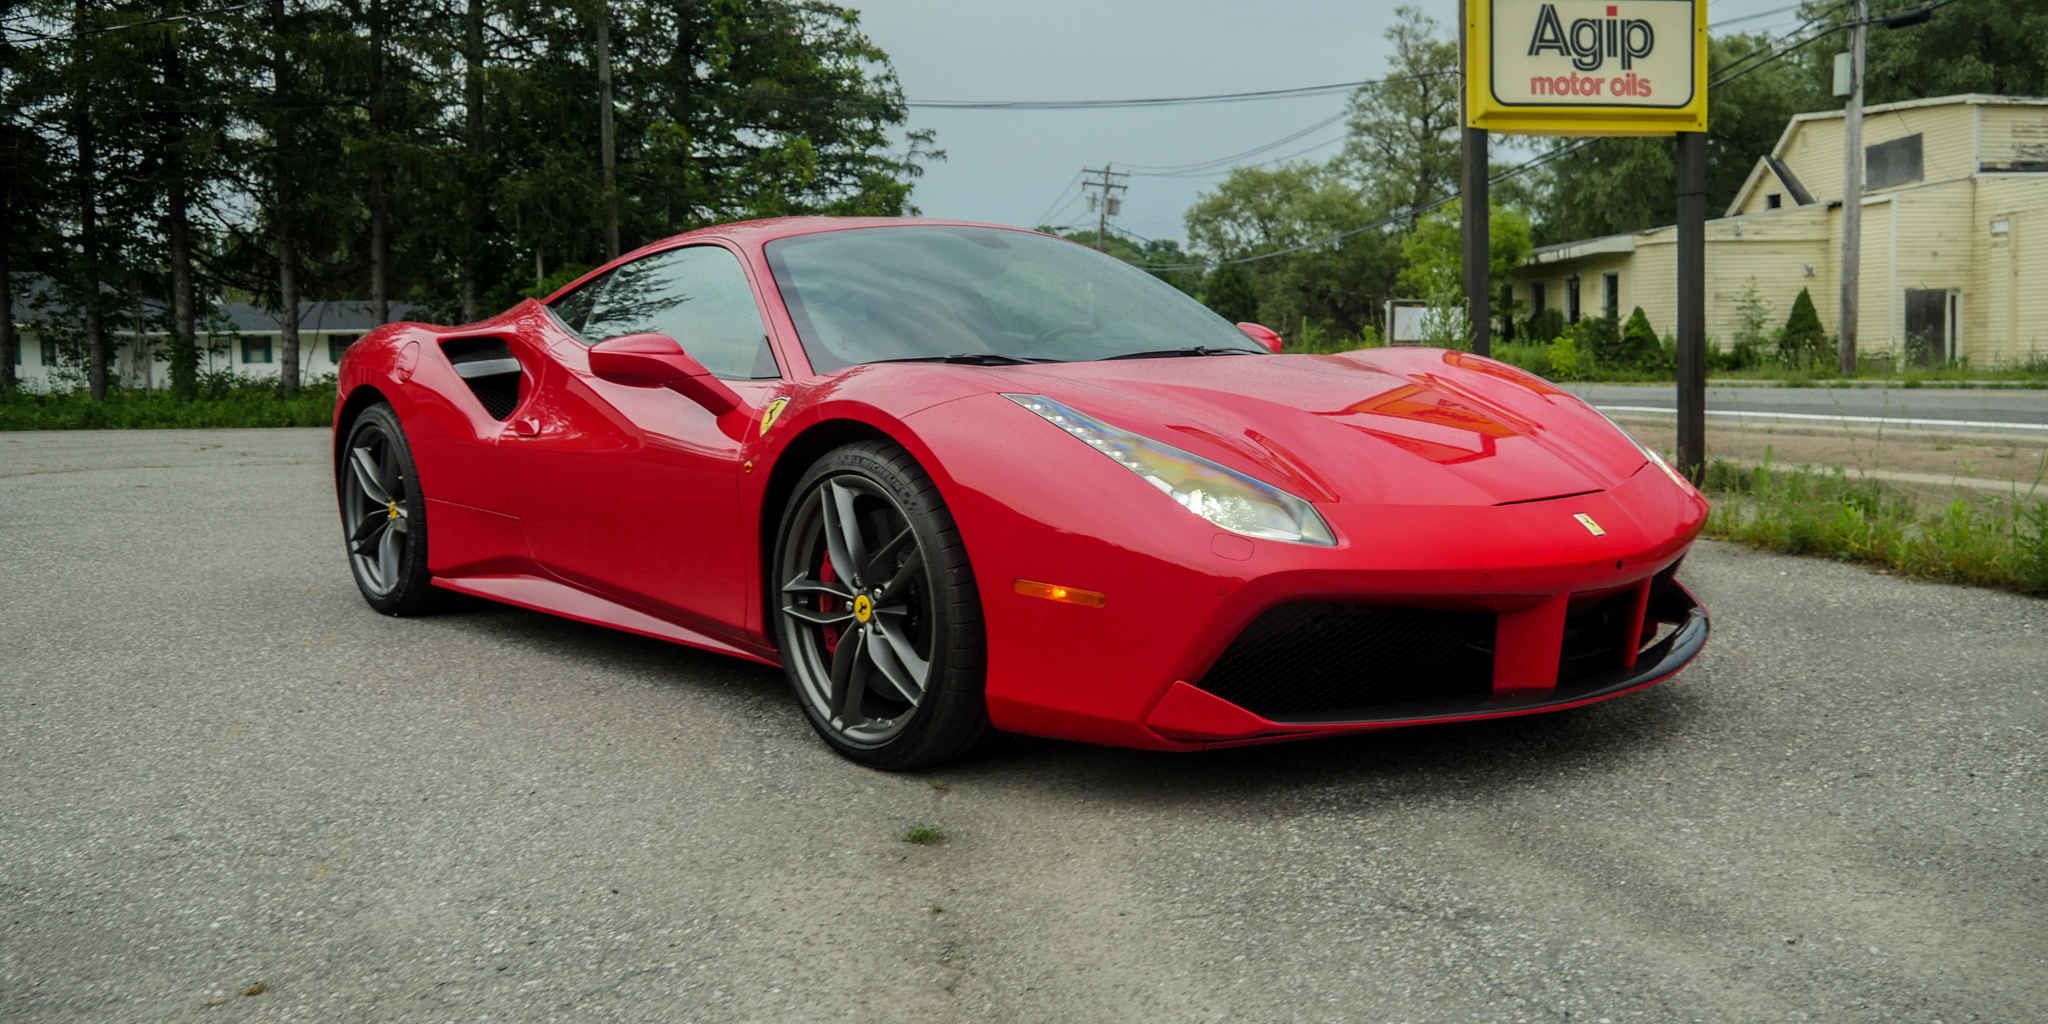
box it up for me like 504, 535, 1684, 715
548, 271, 611, 337
578, 246, 778, 379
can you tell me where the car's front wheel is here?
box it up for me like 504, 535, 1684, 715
772, 441, 990, 769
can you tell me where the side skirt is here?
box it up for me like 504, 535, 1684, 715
433, 574, 781, 667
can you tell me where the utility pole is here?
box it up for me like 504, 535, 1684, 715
1459, 0, 1491, 357
1676, 132, 1708, 483
1837, 0, 1867, 375
596, 2, 619, 262
1081, 165, 1127, 251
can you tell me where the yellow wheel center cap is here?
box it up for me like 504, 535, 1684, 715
852, 594, 873, 622
387, 501, 399, 521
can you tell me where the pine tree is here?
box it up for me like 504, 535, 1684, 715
1781, 287, 1826, 361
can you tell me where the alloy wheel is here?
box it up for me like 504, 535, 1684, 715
778, 474, 936, 746
341, 424, 413, 597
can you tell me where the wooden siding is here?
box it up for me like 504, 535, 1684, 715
1979, 104, 2048, 172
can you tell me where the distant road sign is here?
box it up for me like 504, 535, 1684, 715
1468, 0, 1707, 136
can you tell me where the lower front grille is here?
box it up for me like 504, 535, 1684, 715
1195, 603, 1495, 718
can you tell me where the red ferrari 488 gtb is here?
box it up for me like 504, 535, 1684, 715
333, 218, 1709, 768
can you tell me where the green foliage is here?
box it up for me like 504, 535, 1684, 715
1395, 203, 1535, 298
1525, 307, 1565, 343
1780, 287, 1827, 361
902, 824, 947, 845
1198, 263, 1260, 324
1620, 306, 1663, 369
1546, 332, 1582, 379
0, 378, 336, 430
1338, 6, 1462, 216
1569, 315, 1622, 367
1704, 457, 2048, 596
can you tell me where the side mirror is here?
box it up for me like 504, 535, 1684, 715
1236, 322, 1284, 353
588, 332, 744, 416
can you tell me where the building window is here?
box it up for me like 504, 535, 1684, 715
1566, 276, 1581, 323
328, 333, 359, 363
1866, 134, 1924, 191
243, 336, 273, 364
1766, 193, 1782, 209
41, 339, 59, 365
1531, 282, 1546, 314
1603, 273, 1620, 321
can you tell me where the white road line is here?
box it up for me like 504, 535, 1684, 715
1594, 405, 2048, 432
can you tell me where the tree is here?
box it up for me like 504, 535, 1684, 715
1621, 306, 1661, 369
1396, 203, 1533, 301
1183, 161, 1398, 335
1781, 287, 1826, 361
1338, 5, 1460, 218
1199, 263, 1259, 324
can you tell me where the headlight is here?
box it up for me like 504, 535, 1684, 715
1005, 393, 1336, 546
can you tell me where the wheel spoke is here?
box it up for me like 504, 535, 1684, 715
828, 628, 868, 724
781, 572, 854, 601
378, 440, 402, 499
390, 501, 409, 534
861, 527, 915, 590
350, 446, 393, 505
784, 605, 855, 626
864, 619, 927, 706
822, 480, 870, 586
874, 545, 924, 606
376, 520, 401, 585
350, 517, 388, 556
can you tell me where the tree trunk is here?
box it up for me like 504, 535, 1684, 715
1, 175, 15, 391
369, 0, 389, 326
273, 0, 299, 393
597, 5, 618, 260
78, 101, 107, 401
163, 31, 199, 399
460, 0, 483, 322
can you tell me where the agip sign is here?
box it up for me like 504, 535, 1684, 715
1469, 0, 1707, 136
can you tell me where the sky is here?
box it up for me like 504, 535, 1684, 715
852, 0, 1814, 246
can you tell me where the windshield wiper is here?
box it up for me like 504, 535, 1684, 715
870, 353, 1060, 366
1100, 346, 1266, 360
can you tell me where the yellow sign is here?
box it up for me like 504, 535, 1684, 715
1468, 0, 1706, 136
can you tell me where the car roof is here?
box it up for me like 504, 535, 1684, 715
543, 217, 1051, 305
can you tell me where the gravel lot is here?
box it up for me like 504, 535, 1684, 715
3, 428, 2044, 1023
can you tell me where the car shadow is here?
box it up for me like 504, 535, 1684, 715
418, 592, 1712, 804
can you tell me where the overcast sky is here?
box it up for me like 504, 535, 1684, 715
853, 0, 1810, 245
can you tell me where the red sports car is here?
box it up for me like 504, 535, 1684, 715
333, 217, 1709, 768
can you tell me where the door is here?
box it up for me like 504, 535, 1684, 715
1903, 288, 1950, 367
506, 244, 781, 635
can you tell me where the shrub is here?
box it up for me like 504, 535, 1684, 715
1547, 332, 1581, 379
1780, 287, 1827, 362
1525, 307, 1565, 343
1620, 306, 1662, 369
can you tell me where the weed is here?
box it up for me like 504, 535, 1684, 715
930, 904, 945, 914
928, 778, 947, 791
903, 824, 947, 845
1702, 459, 2048, 595
243, 982, 268, 997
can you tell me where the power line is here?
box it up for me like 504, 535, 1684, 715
902, 70, 1454, 110
1121, 110, 1350, 173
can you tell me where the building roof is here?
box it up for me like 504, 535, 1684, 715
7, 282, 422, 333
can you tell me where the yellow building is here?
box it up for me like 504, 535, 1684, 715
1510, 94, 2048, 366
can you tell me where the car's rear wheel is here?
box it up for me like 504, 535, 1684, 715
773, 441, 990, 769
340, 403, 437, 615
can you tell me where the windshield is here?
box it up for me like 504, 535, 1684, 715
762, 225, 1260, 372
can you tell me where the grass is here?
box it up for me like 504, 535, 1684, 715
0, 378, 336, 430
902, 824, 948, 845
1701, 457, 2048, 596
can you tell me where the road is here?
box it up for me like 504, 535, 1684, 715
4, 428, 2045, 1023
1566, 383, 2048, 434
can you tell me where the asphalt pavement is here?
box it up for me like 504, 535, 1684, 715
1566, 383, 2048, 435
4, 428, 2045, 1023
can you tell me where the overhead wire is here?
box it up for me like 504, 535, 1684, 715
1126, 2, 1910, 272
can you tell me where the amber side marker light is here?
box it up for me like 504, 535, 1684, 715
1014, 579, 1107, 608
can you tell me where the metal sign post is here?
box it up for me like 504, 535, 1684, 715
1465, 0, 1710, 481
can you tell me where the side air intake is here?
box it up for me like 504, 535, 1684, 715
441, 337, 523, 420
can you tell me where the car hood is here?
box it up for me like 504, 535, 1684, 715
970, 348, 1650, 507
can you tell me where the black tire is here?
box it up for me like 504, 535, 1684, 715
772, 441, 991, 769
338, 403, 439, 615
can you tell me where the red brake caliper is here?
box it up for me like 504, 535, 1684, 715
818, 556, 843, 654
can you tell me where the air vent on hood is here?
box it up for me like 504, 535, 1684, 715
440, 337, 523, 420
